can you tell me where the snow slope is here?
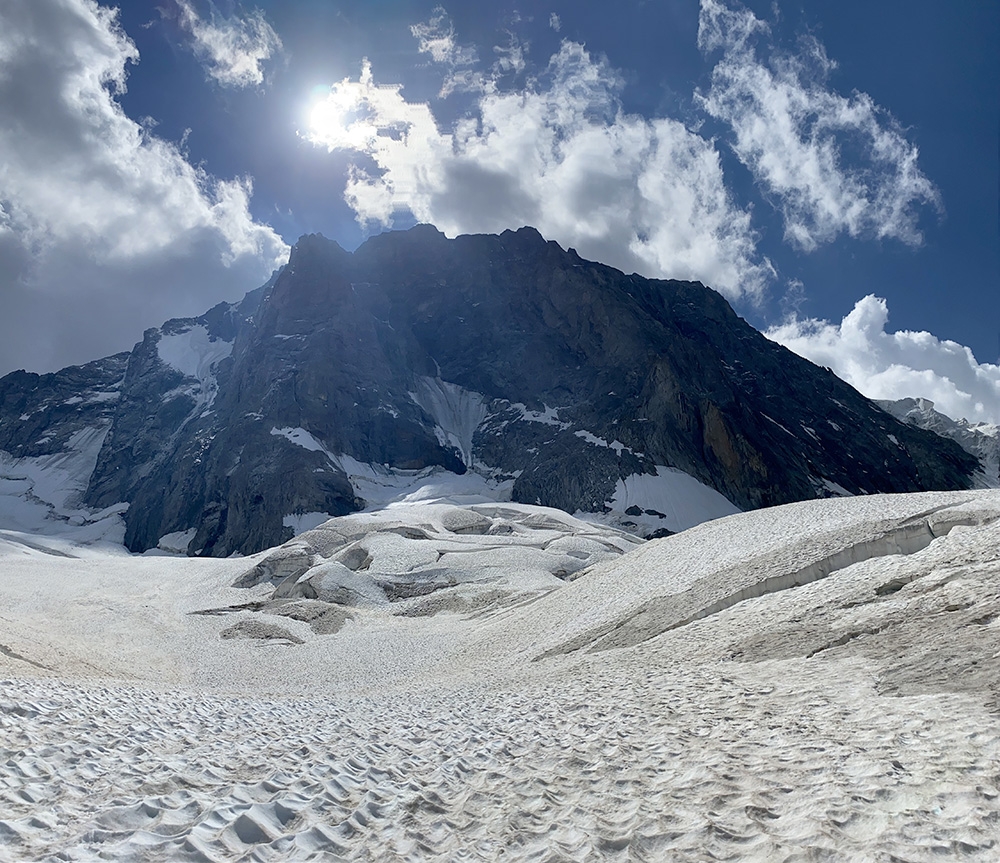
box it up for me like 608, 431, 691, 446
0, 424, 126, 551
599, 465, 742, 533
157, 325, 233, 412
409, 376, 487, 468
269, 423, 739, 539
1, 490, 999, 861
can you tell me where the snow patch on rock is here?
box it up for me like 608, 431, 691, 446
283, 512, 333, 536
512, 403, 571, 429
0, 425, 127, 549
156, 528, 197, 554
819, 478, 854, 497
270, 426, 334, 457
409, 377, 487, 467
588, 466, 741, 534
336, 457, 514, 510
269, 427, 514, 508
270, 427, 737, 539
157, 326, 232, 411
573, 430, 639, 456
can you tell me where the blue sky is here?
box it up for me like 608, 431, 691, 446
1, 0, 997, 422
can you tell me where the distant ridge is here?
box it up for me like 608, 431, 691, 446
878, 397, 999, 488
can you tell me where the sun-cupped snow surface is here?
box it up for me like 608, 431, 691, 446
157, 325, 233, 412
507, 489, 1000, 661
409, 376, 487, 467
3, 491, 1000, 861
590, 465, 741, 534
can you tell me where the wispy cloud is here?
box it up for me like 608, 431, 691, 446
411, 6, 477, 66
767, 296, 1000, 424
176, 0, 282, 89
697, 0, 941, 251
410, 7, 486, 97
492, 30, 527, 76
411, 8, 530, 96
305, 41, 772, 302
549, 13, 561, 33
0, 0, 287, 373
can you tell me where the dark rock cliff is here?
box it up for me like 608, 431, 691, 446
0, 354, 129, 460
0, 226, 980, 554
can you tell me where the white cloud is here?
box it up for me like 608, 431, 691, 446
0, 0, 288, 374
410, 7, 486, 97
493, 31, 527, 76
697, 0, 941, 252
767, 296, 1000, 424
305, 41, 773, 302
411, 6, 477, 67
549, 13, 562, 33
176, 0, 282, 89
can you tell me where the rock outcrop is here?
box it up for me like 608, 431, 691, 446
0, 226, 982, 554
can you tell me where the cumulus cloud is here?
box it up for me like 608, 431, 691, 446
305, 41, 773, 302
0, 0, 288, 373
767, 296, 1000, 425
176, 0, 282, 89
697, 0, 941, 251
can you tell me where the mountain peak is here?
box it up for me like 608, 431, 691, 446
0, 225, 981, 555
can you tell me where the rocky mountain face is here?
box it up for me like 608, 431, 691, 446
0, 353, 130, 540
878, 398, 999, 488
0, 354, 128, 462
0, 226, 981, 555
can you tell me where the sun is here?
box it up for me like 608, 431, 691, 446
307, 97, 343, 142
304, 81, 374, 152
303, 83, 347, 145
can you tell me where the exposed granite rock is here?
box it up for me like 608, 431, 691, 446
0, 354, 128, 460
0, 226, 981, 554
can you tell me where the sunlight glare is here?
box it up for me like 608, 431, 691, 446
306, 82, 374, 151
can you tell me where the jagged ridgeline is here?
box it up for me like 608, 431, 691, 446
0, 226, 980, 555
